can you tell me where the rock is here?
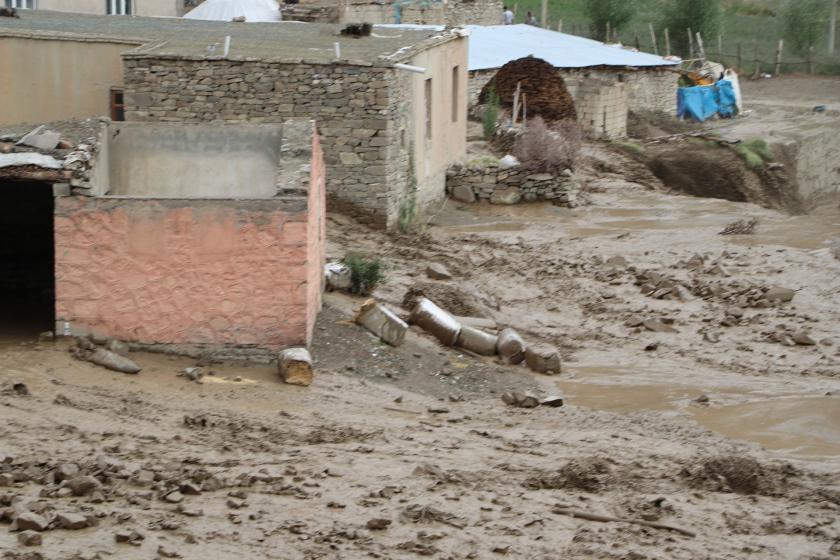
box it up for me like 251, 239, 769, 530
355, 299, 408, 347
765, 287, 795, 303
501, 392, 540, 409
66, 475, 101, 497
524, 344, 562, 374
16, 125, 61, 150
180, 367, 203, 383
57, 512, 89, 530
686, 253, 705, 270
673, 285, 693, 302
409, 298, 462, 347
643, 319, 678, 333
499, 155, 520, 169
135, 470, 155, 486
695, 394, 710, 404
540, 396, 564, 408
456, 325, 498, 356
226, 498, 245, 509
12, 382, 29, 396
792, 332, 817, 346
605, 255, 629, 268
17, 530, 42, 546
55, 463, 80, 481
490, 187, 522, 205
644, 342, 659, 351
179, 482, 202, 495
115, 529, 144, 544
278, 347, 314, 386
87, 348, 141, 374
105, 339, 130, 357
367, 518, 391, 530
451, 184, 476, 203
0, 473, 14, 486
158, 545, 182, 558
164, 491, 184, 504
427, 406, 449, 414
426, 263, 452, 280
625, 315, 645, 328
496, 328, 525, 364
15, 512, 49, 532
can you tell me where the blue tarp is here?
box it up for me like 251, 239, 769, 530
677, 81, 738, 122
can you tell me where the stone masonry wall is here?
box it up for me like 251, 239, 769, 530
122, 56, 397, 227
285, 0, 502, 25
574, 79, 627, 139
446, 164, 578, 206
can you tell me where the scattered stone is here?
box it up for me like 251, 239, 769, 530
66, 475, 101, 497
55, 463, 79, 481
355, 299, 408, 347
703, 331, 721, 343
524, 344, 562, 374
644, 342, 659, 351
226, 498, 245, 509
179, 367, 203, 383
114, 529, 144, 545
325, 262, 352, 292
490, 187, 522, 205
686, 253, 705, 270
0, 473, 14, 486
792, 332, 817, 346
605, 255, 629, 268
425, 263, 453, 280
12, 382, 29, 396
56, 512, 89, 530
366, 518, 391, 530
625, 316, 645, 328
643, 319, 678, 333
501, 392, 540, 409
158, 545, 182, 558
451, 184, 476, 203
427, 406, 450, 414
164, 491, 184, 504
673, 285, 693, 302
719, 218, 758, 235
540, 396, 564, 408
765, 287, 795, 304
17, 530, 42, 546
278, 347, 314, 387
105, 339, 130, 357
496, 328, 525, 364
15, 512, 49, 532
87, 348, 142, 374
179, 482, 202, 495
16, 125, 61, 150
695, 394, 710, 404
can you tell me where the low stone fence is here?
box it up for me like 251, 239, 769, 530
446, 164, 578, 206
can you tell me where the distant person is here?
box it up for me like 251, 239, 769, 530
503, 6, 514, 25
525, 11, 538, 25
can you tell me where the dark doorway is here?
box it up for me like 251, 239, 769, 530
0, 182, 55, 336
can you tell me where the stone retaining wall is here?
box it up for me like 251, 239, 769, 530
446, 164, 578, 206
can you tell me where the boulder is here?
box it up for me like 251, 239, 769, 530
496, 328, 525, 364
15, 512, 48, 532
87, 348, 141, 374
490, 187, 522, 205
409, 298, 461, 347
456, 326, 498, 356
525, 344, 562, 374
66, 475, 101, 497
355, 299, 408, 347
765, 287, 795, 303
278, 348, 313, 386
425, 263, 453, 280
56, 512, 89, 530
17, 531, 42, 546
451, 185, 476, 203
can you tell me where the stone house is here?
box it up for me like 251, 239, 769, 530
282, 0, 502, 26
0, 118, 326, 354
466, 25, 680, 139
0, 10, 468, 228
3, 0, 186, 17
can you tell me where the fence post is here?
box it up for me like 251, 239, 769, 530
737, 42, 742, 71
774, 39, 784, 76
557, 19, 562, 33
808, 46, 815, 74
830, 0, 837, 55
688, 27, 694, 60
696, 32, 706, 61
635, 30, 641, 51
541, 0, 548, 29
649, 23, 659, 55
753, 44, 760, 78
717, 34, 723, 60
665, 27, 671, 57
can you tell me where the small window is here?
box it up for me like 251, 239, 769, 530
110, 88, 125, 121
451, 66, 459, 123
424, 78, 432, 142
4, 0, 36, 8
106, 0, 132, 15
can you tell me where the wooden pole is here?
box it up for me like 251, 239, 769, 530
774, 38, 784, 76
808, 46, 815, 75
737, 42, 742, 71
753, 44, 760, 78
830, 0, 838, 55
540, 0, 548, 29
649, 22, 658, 55
634, 30, 641, 51
664, 27, 671, 57
717, 34, 723, 60
688, 27, 694, 60
696, 32, 706, 61
557, 19, 563, 33
606, 21, 611, 43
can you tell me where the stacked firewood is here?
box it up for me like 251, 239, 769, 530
480, 56, 577, 122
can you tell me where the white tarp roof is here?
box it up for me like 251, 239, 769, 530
183, 0, 280, 23
465, 24, 679, 71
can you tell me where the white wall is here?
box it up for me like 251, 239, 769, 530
33, 0, 182, 17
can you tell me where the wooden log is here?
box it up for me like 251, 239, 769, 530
664, 27, 671, 57
649, 23, 658, 55
774, 38, 784, 75
696, 32, 706, 60
278, 347, 313, 386
688, 27, 694, 59
634, 30, 640, 51
552, 508, 697, 538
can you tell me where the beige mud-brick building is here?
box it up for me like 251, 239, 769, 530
4, 0, 185, 16
0, 11, 468, 228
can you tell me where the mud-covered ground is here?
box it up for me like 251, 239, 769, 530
2, 79, 840, 559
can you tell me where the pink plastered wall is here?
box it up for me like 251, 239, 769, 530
54, 196, 323, 349
305, 129, 327, 341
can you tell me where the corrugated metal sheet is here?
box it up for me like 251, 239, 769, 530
466, 24, 679, 71
184, 0, 280, 23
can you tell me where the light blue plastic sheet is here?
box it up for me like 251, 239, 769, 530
677, 81, 738, 122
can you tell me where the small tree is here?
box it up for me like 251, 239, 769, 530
482, 86, 500, 140
513, 117, 583, 173
583, 0, 637, 41
661, 0, 722, 57
782, 0, 829, 56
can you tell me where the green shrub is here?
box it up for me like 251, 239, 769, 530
483, 87, 500, 140
583, 0, 638, 40
742, 138, 774, 162
781, 0, 828, 56
735, 144, 765, 170
614, 141, 646, 156
344, 252, 388, 296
